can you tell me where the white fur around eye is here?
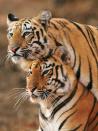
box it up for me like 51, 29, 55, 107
7, 28, 13, 39
21, 22, 32, 36
56, 88, 64, 94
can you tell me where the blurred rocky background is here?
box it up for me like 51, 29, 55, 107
0, 0, 98, 131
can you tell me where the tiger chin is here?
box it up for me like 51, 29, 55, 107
26, 56, 98, 131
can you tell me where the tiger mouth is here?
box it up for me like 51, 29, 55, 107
11, 54, 23, 60
11, 54, 24, 63
31, 89, 52, 100
32, 94, 38, 98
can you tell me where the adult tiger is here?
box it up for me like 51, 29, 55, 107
26, 54, 98, 131
7, 10, 98, 98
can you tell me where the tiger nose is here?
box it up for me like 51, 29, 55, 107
11, 47, 20, 53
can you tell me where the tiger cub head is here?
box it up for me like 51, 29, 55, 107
26, 55, 77, 105
7, 10, 54, 65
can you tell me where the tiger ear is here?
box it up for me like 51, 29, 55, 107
53, 46, 71, 65
7, 13, 19, 25
38, 10, 52, 29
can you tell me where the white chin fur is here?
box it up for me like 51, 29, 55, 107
29, 97, 36, 103
11, 56, 32, 71
11, 56, 22, 64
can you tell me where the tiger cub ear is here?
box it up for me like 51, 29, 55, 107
38, 10, 52, 30
53, 46, 71, 65
56, 65, 77, 95
7, 13, 19, 25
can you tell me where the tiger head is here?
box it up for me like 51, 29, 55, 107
26, 55, 77, 106
7, 10, 55, 65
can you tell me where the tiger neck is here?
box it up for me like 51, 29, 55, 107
19, 59, 32, 71
39, 83, 85, 120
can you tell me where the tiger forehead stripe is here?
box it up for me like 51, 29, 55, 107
32, 19, 41, 26
21, 18, 31, 22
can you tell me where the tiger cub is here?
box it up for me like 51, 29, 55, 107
26, 54, 98, 131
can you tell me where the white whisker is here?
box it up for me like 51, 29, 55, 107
7, 88, 30, 111
13, 93, 27, 109
7, 90, 25, 97
14, 93, 29, 111
13, 92, 26, 107
7, 91, 25, 105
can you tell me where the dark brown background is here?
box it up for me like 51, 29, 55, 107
0, 0, 98, 131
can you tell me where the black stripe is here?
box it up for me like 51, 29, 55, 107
29, 36, 34, 42
51, 22, 59, 30
43, 62, 55, 68
76, 56, 81, 80
67, 124, 82, 131
92, 122, 98, 130
62, 85, 85, 114
31, 87, 37, 93
42, 49, 53, 60
40, 108, 48, 120
55, 65, 59, 79
36, 31, 40, 40
56, 21, 71, 31
59, 111, 77, 130
48, 33, 62, 46
41, 69, 50, 76
48, 33, 53, 39
71, 22, 90, 44
85, 26, 92, 41
32, 41, 44, 49
50, 85, 77, 119
72, 22, 98, 66
40, 28, 44, 36
52, 78, 65, 88
62, 21, 71, 31
87, 26, 98, 54
57, 85, 85, 122
84, 97, 97, 130
61, 53, 67, 62
40, 127, 44, 131
55, 40, 62, 46
44, 36, 47, 43
52, 96, 63, 107
88, 112, 98, 126
57, 21, 65, 28
60, 65, 67, 80
71, 44, 76, 68
86, 26, 98, 58
64, 29, 76, 68
25, 21, 31, 24
86, 57, 92, 90
89, 97, 97, 118
28, 19, 32, 22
